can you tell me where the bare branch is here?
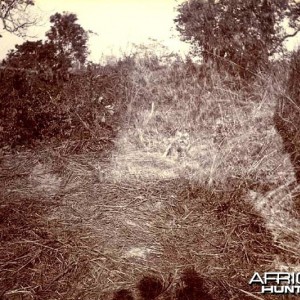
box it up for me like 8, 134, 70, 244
269, 29, 300, 56
0, 0, 35, 37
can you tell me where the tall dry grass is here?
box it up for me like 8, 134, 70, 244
112, 53, 293, 188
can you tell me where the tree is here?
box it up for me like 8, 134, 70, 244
3, 12, 89, 82
4, 40, 56, 70
175, 0, 300, 79
0, 0, 35, 38
46, 12, 89, 72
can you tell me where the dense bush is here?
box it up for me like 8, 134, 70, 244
274, 48, 300, 183
175, 0, 300, 82
0, 63, 130, 150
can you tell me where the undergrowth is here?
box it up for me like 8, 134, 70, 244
0, 62, 131, 151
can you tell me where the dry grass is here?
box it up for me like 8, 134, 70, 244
1, 56, 299, 299
0, 150, 281, 300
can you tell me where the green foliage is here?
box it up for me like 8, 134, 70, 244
175, 0, 300, 79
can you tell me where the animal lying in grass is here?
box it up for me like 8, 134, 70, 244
164, 131, 191, 159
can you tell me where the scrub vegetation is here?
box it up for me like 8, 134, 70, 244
1, 1, 300, 299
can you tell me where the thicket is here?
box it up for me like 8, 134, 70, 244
175, 0, 300, 80
0, 10, 138, 152
274, 48, 300, 183
0, 62, 131, 150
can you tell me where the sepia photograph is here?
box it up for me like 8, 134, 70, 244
0, 0, 300, 299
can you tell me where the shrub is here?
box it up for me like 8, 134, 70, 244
274, 48, 300, 183
0, 62, 130, 150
